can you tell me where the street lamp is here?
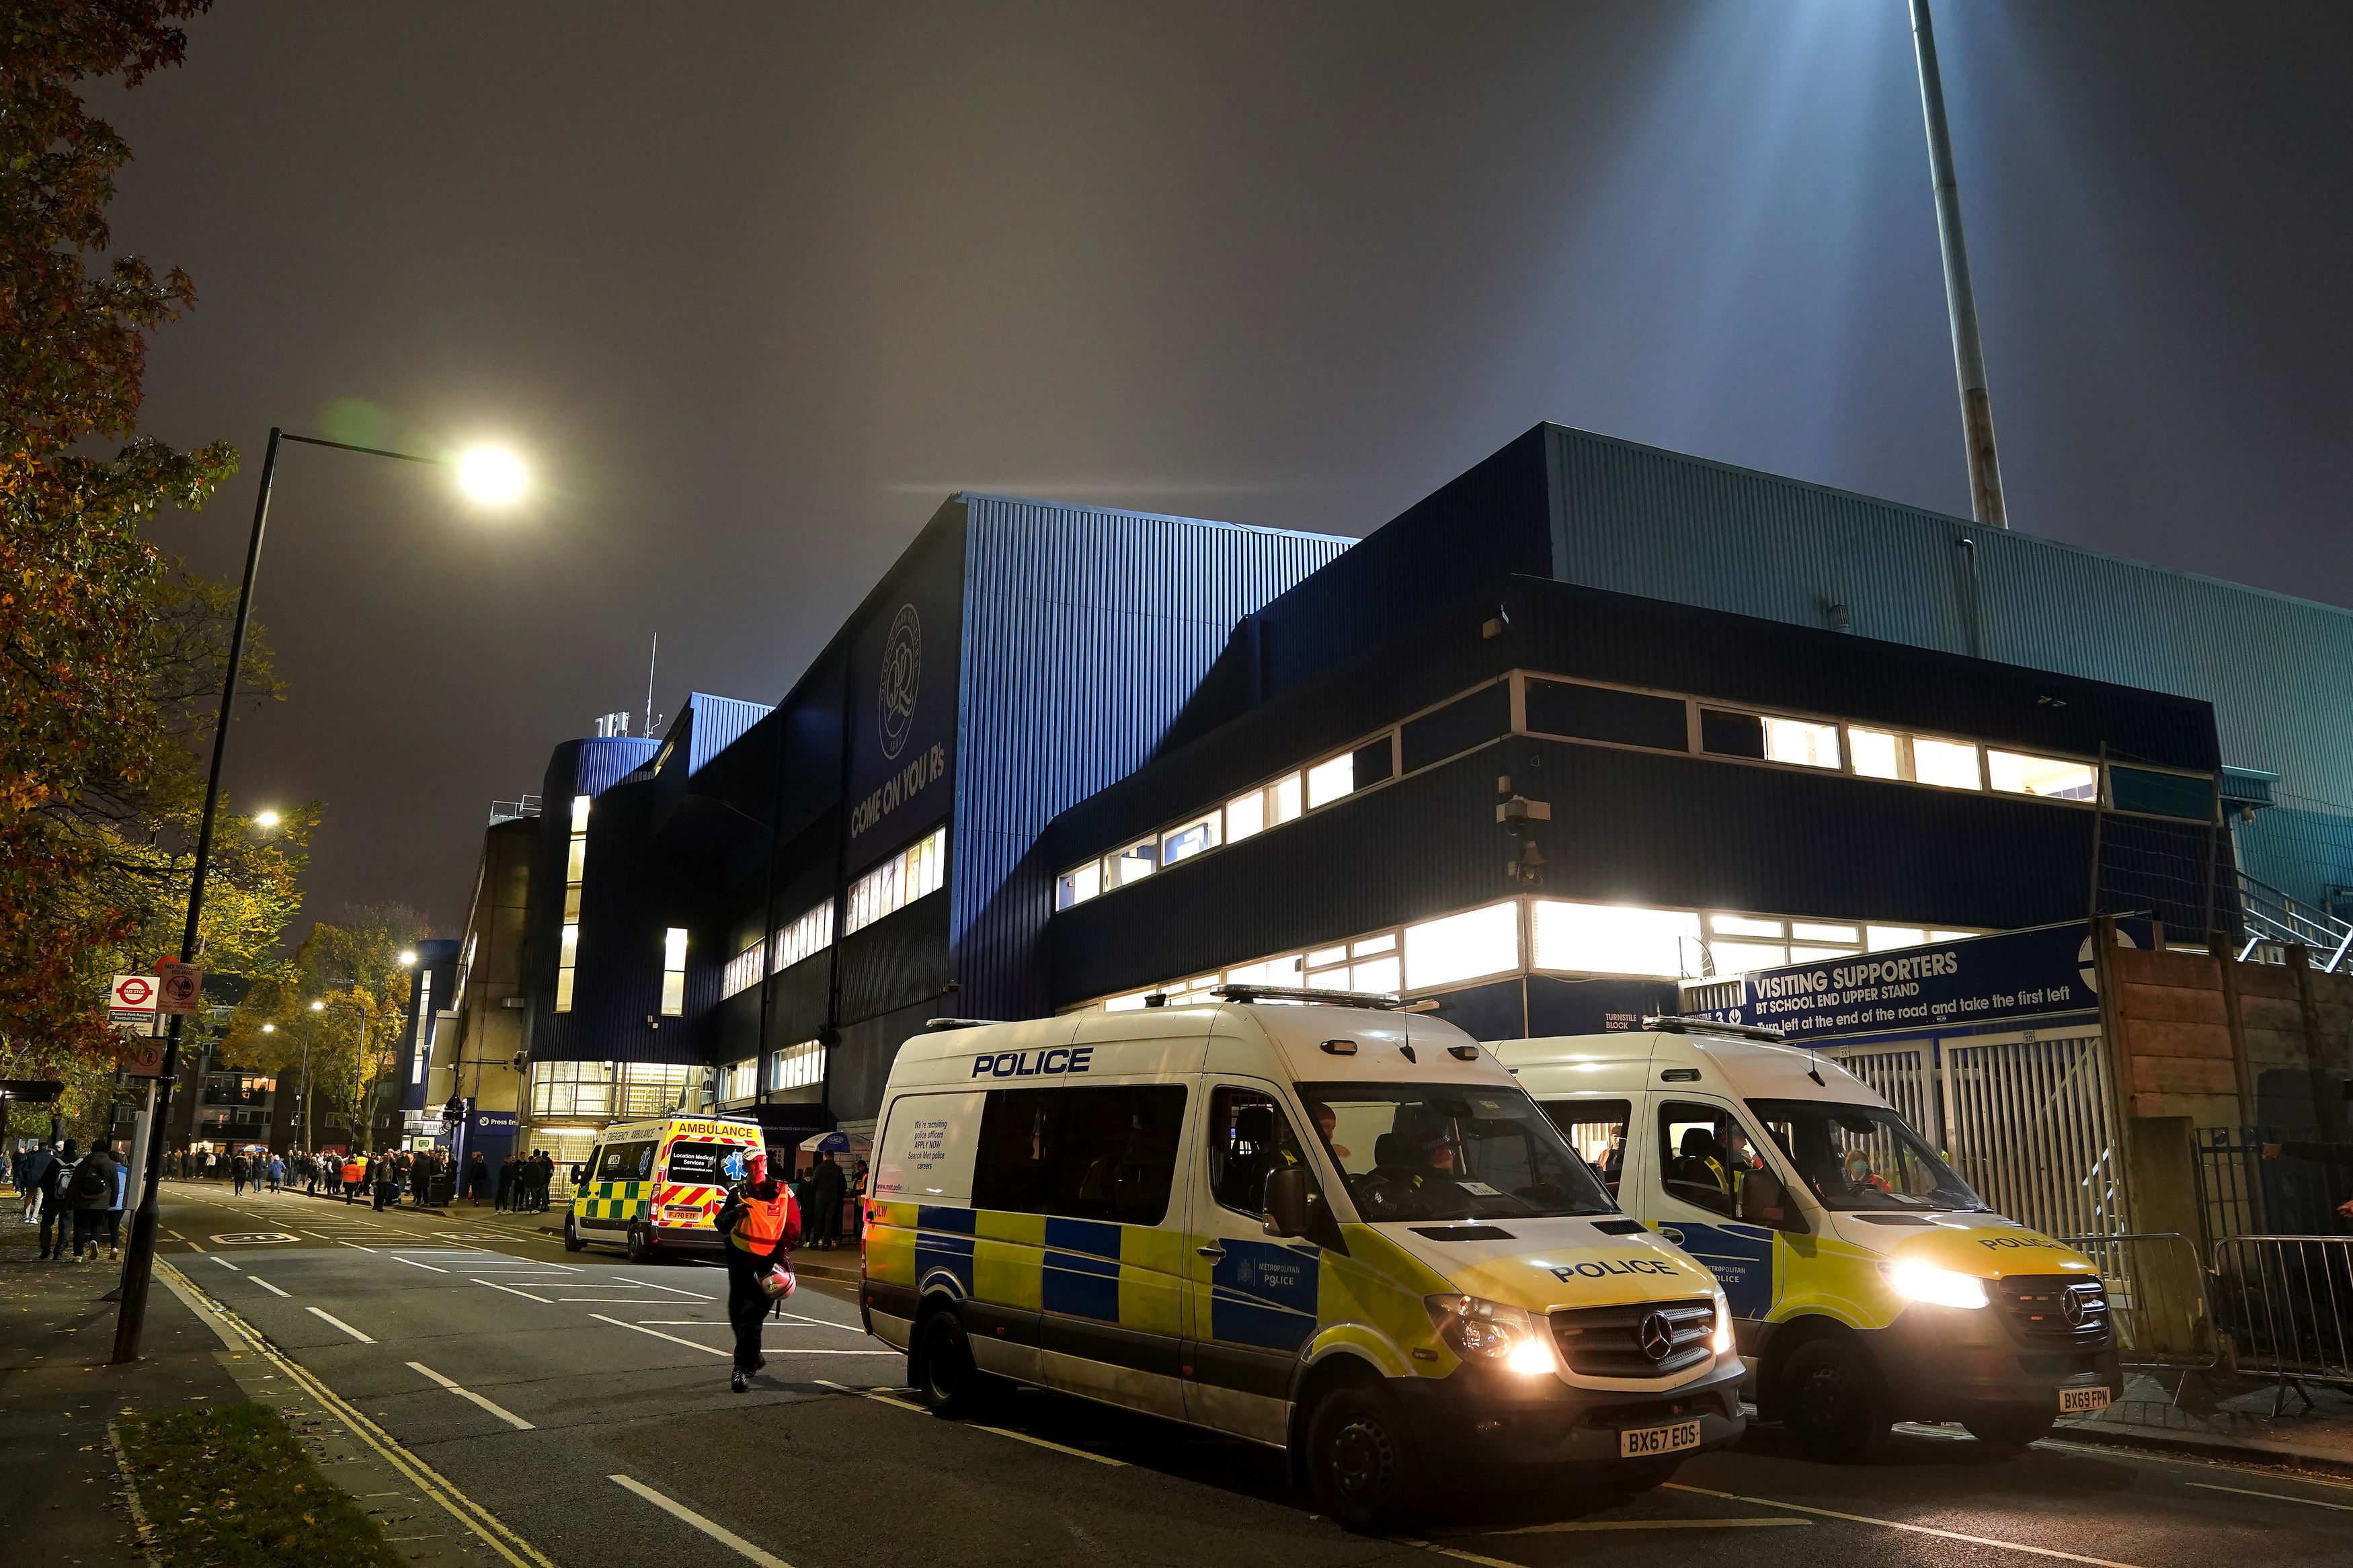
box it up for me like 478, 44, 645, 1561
397, 950, 418, 968
253, 809, 281, 831
113, 427, 532, 1365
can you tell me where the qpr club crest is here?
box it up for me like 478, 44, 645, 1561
877, 604, 922, 759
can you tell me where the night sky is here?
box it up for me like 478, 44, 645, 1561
106, 2, 2352, 936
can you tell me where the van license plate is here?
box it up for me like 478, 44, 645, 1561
1620, 1418, 1703, 1458
2058, 1386, 2111, 1414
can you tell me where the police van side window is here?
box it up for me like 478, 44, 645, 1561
971, 1085, 1187, 1226
1542, 1098, 1632, 1197
1657, 1101, 1765, 1216
1208, 1088, 1308, 1218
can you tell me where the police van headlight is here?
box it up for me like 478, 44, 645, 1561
1710, 1286, 1735, 1356
1425, 1294, 1556, 1375
1884, 1260, 1990, 1309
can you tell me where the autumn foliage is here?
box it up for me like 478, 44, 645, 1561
1, 3, 305, 1092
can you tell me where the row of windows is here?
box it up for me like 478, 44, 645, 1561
846, 827, 946, 936
525, 1059, 699, 1121
1058, 735, 1395, 909
1087, 896, 1983, 1010
715, 1039, 827, 1103
555, 794, 590, 1012
717, 896, 844, 1005
1058, 671, 2216, 915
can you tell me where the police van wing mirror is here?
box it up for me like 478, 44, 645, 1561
1737, 1167, 1796, 1229
1263, 1167, 1312, 1238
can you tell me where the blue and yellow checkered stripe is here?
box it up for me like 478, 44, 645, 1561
866, 1202, 1198, 1342
575, 1179, 651, 1222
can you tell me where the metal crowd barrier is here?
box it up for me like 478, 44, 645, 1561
2060, 1232, 2218, 1376
2210, 1235, 2353, 1413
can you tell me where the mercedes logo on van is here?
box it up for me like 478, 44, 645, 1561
1637, 1311, 1675, 1362
877, 605, 922, 759
2063, 1288, 2090, 1329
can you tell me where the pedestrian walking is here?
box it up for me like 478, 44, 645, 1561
102, 1143, 128, 1260
715, 1150, 799, 1394
24, 1141, 64, 1257
65, 1142, 114, 1262
342, 1153, 364, 1202
268, 1153, 285, 1193
531, 1149, 555, 1211
495, 1153, 518, 1212
230, 1150, 248, 1196
464, 1149, 487, 1205
202, 1149, 217, 1182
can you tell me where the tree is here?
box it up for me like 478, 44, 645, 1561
221, 907, 425, 1151
0, 2, 305, 1122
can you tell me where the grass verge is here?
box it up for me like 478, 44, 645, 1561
116, 1401, 407, 1567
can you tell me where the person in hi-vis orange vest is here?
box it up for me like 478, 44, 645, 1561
716, 1149, 800, 1391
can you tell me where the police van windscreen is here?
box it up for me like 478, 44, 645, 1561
1747, 1098, 1987, 1213
1296, 1083, 1618, 1221
665, 1142, 744, 1187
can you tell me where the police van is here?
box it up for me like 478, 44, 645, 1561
565, 1115, 766, 1262
1493, 1020, 2122, 1458
859, 992, 1746, 1531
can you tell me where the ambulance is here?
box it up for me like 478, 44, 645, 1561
859, 992, 1746, 1532
1494, 1019, 2122, 1459
565, 1114, 765, 1261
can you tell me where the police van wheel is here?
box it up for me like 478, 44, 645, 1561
563, 1216, 584, 1253
626, 1223, 650, 1264
1780, 1339, 1890, 1462
916, 1311, 1003, 1418
1306, 1383, 1427, 1534
1962, 1411, 2055, 1452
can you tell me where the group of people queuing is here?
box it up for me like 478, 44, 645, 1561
11, 1139, 130, 1262
459, 1148, 560, 1211
162, 1145, 463, 1210
787, 1150, 867, 1249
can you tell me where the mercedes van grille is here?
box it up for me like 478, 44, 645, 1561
1992, 1276, 2109, 1344
1550, 1298, 1717, 1378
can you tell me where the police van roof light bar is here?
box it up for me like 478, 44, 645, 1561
1214, 985, 1406, 1009
1640, 1014, 1787, 1043
924, 1018, 1005, 1031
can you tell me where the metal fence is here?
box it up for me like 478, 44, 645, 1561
2210, 1236, 2353, 1409
2060, 1232, 2216, 1373
2196, 1128, 2353, 1242
1823, 1031, 2124, 1240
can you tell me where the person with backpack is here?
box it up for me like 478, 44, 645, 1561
66, 1143, 116, 1262
102, 1143, 129, 1260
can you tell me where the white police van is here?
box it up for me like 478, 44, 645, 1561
859, 990, 1745, 1532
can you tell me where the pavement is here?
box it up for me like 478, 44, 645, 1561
2059, 1368, 2353, 1475
18, 1178, 2329, 1568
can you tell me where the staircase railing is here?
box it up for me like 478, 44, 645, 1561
2237, 871, 2353, 973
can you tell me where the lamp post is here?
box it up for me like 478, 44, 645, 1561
112, 428, 528, 1364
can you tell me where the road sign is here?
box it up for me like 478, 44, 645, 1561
118, 1038, 167, 1079
109, 974, 158, 1024
157, 961, 202, 1016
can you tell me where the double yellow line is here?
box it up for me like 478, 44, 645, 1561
157, 1260, 558, 1568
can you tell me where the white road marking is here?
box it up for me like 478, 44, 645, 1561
588, 1314, 729, 1356
628, 1278, 712, 1298
165, 1230, 184, 1240
187, 1242, 206, 1253
407, 1362, 536, 1430
771, 1311, 865, 1331
392, 1256, 449, 1273
306, 1307, 376, 1344
2187, 1481, 2353, 1512
249, 1276, 291, 1298
1664, 1484, 2145, 1567
211, 1257, 240, 1271
1487, 1518, 1809, 1534
970, 1421, 1127, 1466
608, 1474, 791, 1568
474, 1279, 555, 1303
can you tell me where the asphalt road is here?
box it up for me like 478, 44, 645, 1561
152, 1180, 2353, 1568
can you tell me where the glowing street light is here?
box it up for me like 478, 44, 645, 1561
260, 1023, 276, 1034
253, 809, 282, 830
454, 445, 528, 506
397, 950, 418, 967
114, 421, 547, 1364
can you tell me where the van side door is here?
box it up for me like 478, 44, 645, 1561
1182, 1079, 1326, 1444
1645, 1097, 1779, 1320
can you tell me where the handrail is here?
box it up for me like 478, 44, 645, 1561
2237, 870, 2353, 973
